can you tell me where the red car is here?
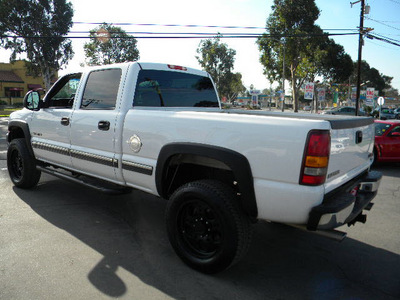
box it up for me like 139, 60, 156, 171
374, 120, 400, 163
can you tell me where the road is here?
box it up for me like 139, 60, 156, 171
0, 117, 399, 300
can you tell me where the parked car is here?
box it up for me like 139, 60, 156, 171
374, 120, 400, 163
321, 106, 366, 116
379, 108, 400, 120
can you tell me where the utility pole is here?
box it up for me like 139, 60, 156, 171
352, 0, 366, 116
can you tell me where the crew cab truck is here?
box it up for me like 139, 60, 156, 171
7, 62, 382, 274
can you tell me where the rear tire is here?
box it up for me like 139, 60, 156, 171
7, 138, 41, 188
165, 180, 252, 274
372, 148, 378, 165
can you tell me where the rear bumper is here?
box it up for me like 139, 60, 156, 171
307, 170, 382, 231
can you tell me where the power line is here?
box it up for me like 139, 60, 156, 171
386, 0, 400, 5
72, 21, 357, 32
367, 33, 400, 47
1, 32, 359, 40
69, 31, 265, 36
73, 21, 267, 30
365, 38, 399, 50
373, 32, 400, 43
69, 30, 357, 35
365, 16, 400, 31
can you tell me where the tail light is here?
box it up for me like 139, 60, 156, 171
168, 64, 187, 71
300, 130, 331, 186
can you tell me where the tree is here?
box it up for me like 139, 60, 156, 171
319, 39, 353, 83
220, 72, 246, 102
196, 36, 244, 100
257, 0, 321, 112
350, 60, 387, 94
257, 0, 353, 112
382, 75, 399, 98
84, 23, 139, 66
0, 0, 74, 90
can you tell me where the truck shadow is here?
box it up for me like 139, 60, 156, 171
372, 162, 400, 179
13, 175, 400, 300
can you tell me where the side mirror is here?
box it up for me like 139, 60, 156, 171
23, 91, 41, 111
390, 132, 400, 137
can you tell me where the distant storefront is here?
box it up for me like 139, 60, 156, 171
0, 60, 56, 105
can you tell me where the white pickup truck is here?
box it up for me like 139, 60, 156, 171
7, 62, 382, 273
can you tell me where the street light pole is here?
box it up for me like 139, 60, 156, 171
354, 0, 365, 116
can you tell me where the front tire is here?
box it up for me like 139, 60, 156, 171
7, 138, 41, 188
166, 180, 252, 274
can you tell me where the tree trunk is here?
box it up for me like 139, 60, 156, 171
291, 65, 299, 112
42, 67, 53, 91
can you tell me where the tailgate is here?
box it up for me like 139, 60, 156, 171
324, 117, 375, 193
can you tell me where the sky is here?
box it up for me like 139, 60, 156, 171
1, 0, 399, 93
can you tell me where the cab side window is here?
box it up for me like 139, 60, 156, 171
391, 126, 400, 134
45, 74, 81, 108
81, 69, 122, 110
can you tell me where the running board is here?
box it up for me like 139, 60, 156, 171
37, 165, 132, 195
288, 224, 347, 242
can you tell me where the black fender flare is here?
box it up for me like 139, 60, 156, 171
156, 142, 258, 219
8, 120, 34, 157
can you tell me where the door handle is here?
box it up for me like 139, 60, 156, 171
98, 120, 110, 131
61, 117, 70, 126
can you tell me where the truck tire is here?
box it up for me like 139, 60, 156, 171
372, 148, 379, 165
165, 180, 252, 274
7, 138, 41, 188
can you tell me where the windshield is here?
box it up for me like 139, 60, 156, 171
133, 70, 219, 107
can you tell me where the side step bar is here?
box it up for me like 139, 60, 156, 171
289, 224, 347, 242
37, 165, 132, 195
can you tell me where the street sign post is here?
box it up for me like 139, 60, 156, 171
304, 83, 314, 100
317, 88, 326, 102
249, 89, 261, 108
365, 87, 375, 106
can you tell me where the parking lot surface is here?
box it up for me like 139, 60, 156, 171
0, 117, 399, 300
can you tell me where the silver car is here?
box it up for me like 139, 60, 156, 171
321, 106, 366, 116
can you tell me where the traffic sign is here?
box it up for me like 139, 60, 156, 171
249, 89, 261, 95
366, 87, 375, 100
304, 83, 314, 100
377, 97, 385, 106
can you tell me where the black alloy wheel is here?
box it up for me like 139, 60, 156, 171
7, 138, 41, 188
166, 180, 252, 274
177, 198, 223, 259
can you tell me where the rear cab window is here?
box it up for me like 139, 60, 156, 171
133, 70, 219, 108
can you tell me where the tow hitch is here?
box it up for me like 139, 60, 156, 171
348, 213, 367, 226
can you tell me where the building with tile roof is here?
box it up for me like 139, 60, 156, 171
0, 60, 57, 105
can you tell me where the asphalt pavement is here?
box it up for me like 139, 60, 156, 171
0, 117, 399, 300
